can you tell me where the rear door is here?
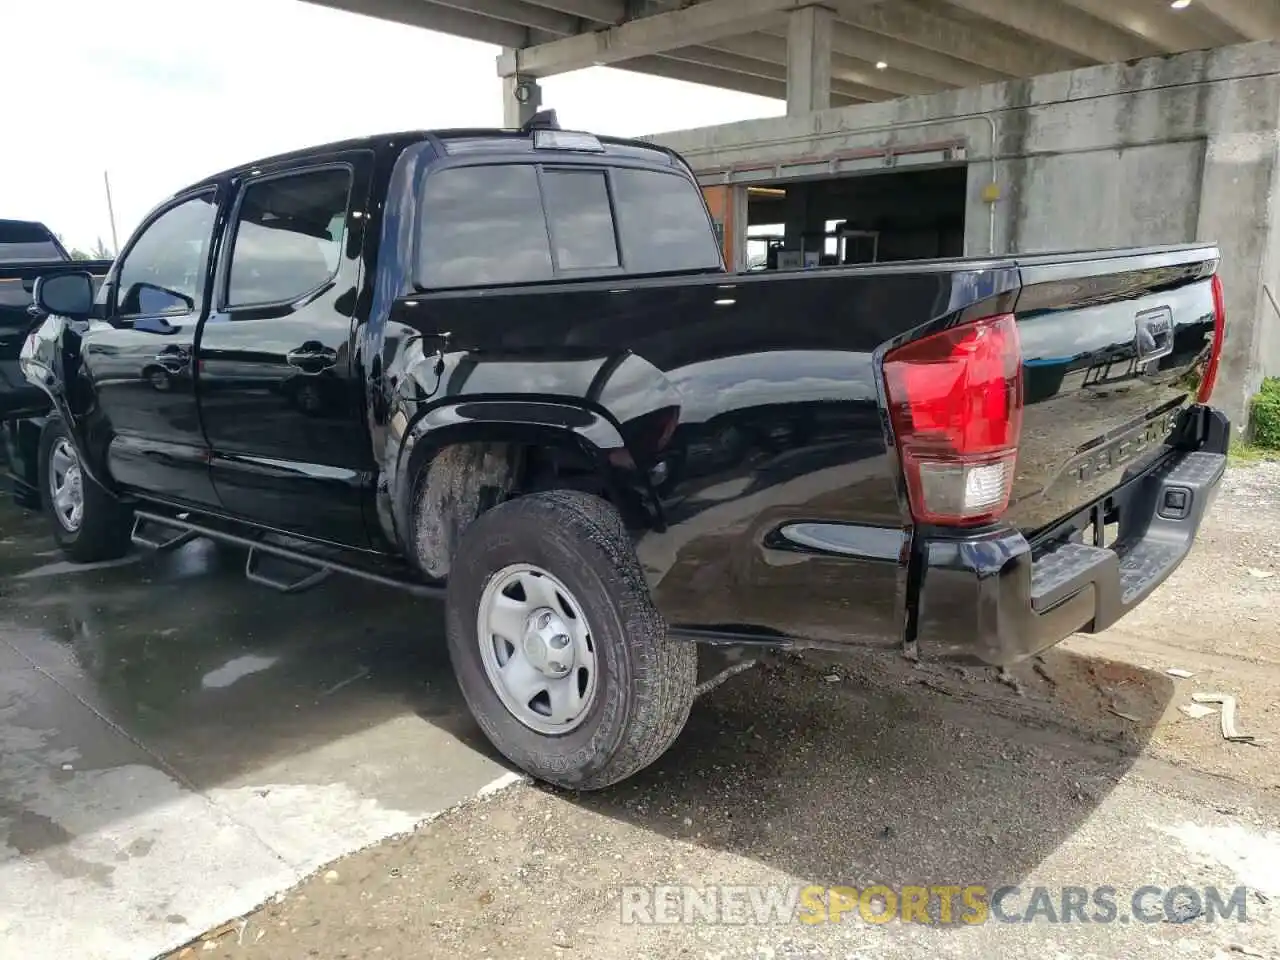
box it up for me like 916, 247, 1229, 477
81, 189, 222, 505
198, 155, 373, 547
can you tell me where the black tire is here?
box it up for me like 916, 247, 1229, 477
443, 490, 696, 791
38, 419, 134, 563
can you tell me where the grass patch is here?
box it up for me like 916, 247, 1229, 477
1251, 377, 1280, 449
1229, 378, 1280, 465
1228, 441, 1280, 465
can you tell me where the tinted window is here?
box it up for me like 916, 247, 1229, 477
0, 221, 63, 264
227, 168, 351, 307
542, 170, 618, 270
612, 168, 721, 274
116, 194, 217, 316
418, 165, 552, 288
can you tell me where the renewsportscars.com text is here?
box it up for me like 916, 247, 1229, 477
620, 884, 1250, 926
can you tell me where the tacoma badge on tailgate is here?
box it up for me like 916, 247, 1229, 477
1070, 409, 1183, 486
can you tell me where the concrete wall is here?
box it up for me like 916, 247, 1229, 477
649, 41, 1280, 428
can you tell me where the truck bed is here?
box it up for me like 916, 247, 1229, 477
398, 241, 1222, 660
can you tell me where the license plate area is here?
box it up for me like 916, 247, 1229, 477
1077, 501, 1122, 550
1029, 448, 1178, 562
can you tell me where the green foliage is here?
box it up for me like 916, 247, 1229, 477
1250, 377, 1280, 449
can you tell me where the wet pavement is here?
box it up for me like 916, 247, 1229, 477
0, 497, 513, 960
5, 464, 1280, 960
159, 463, 1280, 960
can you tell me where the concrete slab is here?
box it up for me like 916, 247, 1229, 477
156, 462, 1280, 960
0, 498, 512, 960
155, 652, 1280, 960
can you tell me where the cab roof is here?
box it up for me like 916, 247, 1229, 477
191, 127, 681, 190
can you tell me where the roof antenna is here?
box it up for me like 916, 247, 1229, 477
521, 109, 560, 133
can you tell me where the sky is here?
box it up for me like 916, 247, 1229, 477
3, 0, 781, 254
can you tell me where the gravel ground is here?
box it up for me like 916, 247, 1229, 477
164, 463, 1280, 960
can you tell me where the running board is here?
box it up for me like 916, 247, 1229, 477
131, 509, 445, 599
245, 547, 332, 594
131, 516, 197, 552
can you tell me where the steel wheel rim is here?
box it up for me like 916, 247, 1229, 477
49, 438, 84, 532
477, 563, 598, 735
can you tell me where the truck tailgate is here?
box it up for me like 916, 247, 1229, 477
1005, 245, 1221, 538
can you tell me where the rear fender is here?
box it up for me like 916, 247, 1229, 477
384, 398, 659, 566
18, 315, 119, 492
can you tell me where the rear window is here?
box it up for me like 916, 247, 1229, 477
416, 162, 718, 289
542, 169, 619, 271
418, 165, 553, 288
611, 168, 722, 274
0, 221, 63, 264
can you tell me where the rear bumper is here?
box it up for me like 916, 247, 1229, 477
912, 405, 1230, 665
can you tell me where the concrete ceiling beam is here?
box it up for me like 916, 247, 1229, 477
831, 0, 1083, 77
428, 0, 579, 35
759, 20, 1003, 87
532, 0, 625, 24
617, 54, 866, 104
496, 0, 839, 77
709, 31, 947, 96
1059, 0, 1213, 52
662, 43, 888, 100
1196, 0, 1280, 41
938, 0, 1157, 62
303, 0, 552, 47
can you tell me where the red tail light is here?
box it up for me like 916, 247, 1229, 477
1198, 273, 1226, 404
883, 314, 1023, 527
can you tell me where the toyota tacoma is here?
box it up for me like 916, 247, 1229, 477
20, 114, 1230, 789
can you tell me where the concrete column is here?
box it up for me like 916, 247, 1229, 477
783, 183, 810, 251
786, 5, 833, 116
502, 54, 542, 128
1195, 75, 1280, 429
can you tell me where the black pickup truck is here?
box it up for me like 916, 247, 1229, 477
21, 114, 1229, 789
1, 219, 111, 504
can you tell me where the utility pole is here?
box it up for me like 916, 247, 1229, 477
103, 170, 119, 256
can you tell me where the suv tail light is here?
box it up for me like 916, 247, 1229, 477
883, 314, 1023, 527
1198, 273, 1226, 404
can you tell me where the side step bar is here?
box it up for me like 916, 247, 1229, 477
132, 509, 445, 599
244, 547, 332, 594
131, 516, 197, 552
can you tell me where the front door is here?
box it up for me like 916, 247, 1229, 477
81, 189, 222, 506
197, 156, 373, 547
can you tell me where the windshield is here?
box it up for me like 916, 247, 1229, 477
0, 221, 66, 264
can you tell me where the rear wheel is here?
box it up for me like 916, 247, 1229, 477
38, 419, 133, 563
442, 490, 695, 790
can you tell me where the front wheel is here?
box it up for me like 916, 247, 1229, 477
443, 490, 695, 790
38, 419, 134, 563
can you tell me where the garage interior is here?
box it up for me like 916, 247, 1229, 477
742, 164, 967, 270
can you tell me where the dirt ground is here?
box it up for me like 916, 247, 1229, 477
165, 463, 1280, 960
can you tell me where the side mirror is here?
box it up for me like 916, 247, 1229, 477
33, 272, 95, 321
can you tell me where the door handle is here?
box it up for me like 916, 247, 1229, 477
154, 346, 191, 367
286, 344, 338, 373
